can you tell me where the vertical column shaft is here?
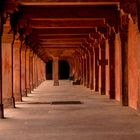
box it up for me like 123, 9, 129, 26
13, 39, 22, 101
21, 45, 26, 96
99, 42, 106, 95
89, 52, 94, 90
86, 54, 90, 88
94, 47, 99, 91
53, 57, 59, 86
29, 50, 33, 91
0, 16, 4, 117
2, 18, 15, 108
25, 47, 30, 94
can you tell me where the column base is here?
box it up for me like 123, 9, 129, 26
3, 97, 15, 108
80, 79, 83, 85
26, 88, 31, 94
53, 80, 59, 86
94, 86, 99, 92
109, 90, 115, 99
99, 88, 106, 95
33, 84, 37, 89
84, 81, 87, 87
14, 94, 22, 102
99, 88, 105, 95
137, 101, 140, 112
30, 85, 33, 91
87, 84, 90, 88
22, 90, 27, 97
0, 104, 4, 118
90, 84, 94, 90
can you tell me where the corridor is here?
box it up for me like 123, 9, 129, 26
0, 80, 140, 140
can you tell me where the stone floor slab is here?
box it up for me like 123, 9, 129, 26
0, 80, 140, 140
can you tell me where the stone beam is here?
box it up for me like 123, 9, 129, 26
39, 38, 85, 43
32, 28, 96, 35
37, 34, 89, 39
39, 44, 80, 48
30, 18, 105, 28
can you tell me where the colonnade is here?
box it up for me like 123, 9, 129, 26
70, 13, 140, 111
0, 16, 46, 118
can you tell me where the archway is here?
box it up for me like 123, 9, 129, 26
59, 60, 70, 79
46, 60, 53, 80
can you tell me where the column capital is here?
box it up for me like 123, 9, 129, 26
21, 43, 26, 51
2, 16, 14, 43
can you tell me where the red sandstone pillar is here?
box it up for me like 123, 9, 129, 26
75, 56, 82, 81
108, 30, 115, 99
105, 39, 110, 97
69, 59, 73, 79
79, 57, 83, 83
33, 55, 38, 88
114, 34, 122, 102
37, 58, 41, 84
89, 47, 94, 90
13, 36, 22, 101
80, 57, 84, 84
93, 46, 99, 92
83, 55, 86, 86
0, 16, 4, 118
2, 17, 15, 108
73, 57, 78, 80
98, 38, 106, 95
81, 57, 84, 85
21, 44, 26, 96
29, 50, 33, 91
120, 30, 128, 106
120, 14, 129, 106
86, 53, 90, 88
53, 57, 59, 86
40, 60, 45, 82
25, 47, 30, 94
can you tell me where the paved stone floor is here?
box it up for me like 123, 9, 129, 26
0, 80, 140, 140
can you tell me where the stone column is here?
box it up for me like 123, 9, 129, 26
37, 58, 41, 85
40, 60, 45, 82
108, 30, 116, 99
93, 46, 99, 92
33, 54, 37, 88
85, 53, 90, 88
53, 57, 59, 86
98, 38, 106, 95
114, 34, 122, 102
74, 56, 81, 80
13, 37, 22, 101
2, 17, 15, 108
25, 47, 30, 94
29, 50, 33, 91
21, 44, 26, 96
89, 50, 94, 90
34, 55, 38, 88
80, 57, 84, 84
83, 55, 86, 86
120, 15, 129, 106
42, 61, 46, 81
0, 16, 4, 118
105, 39, 110, 97
79, 57, 83, 83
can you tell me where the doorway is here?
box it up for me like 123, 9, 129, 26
46, 60, 52, 80
59, 60, 70, 79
